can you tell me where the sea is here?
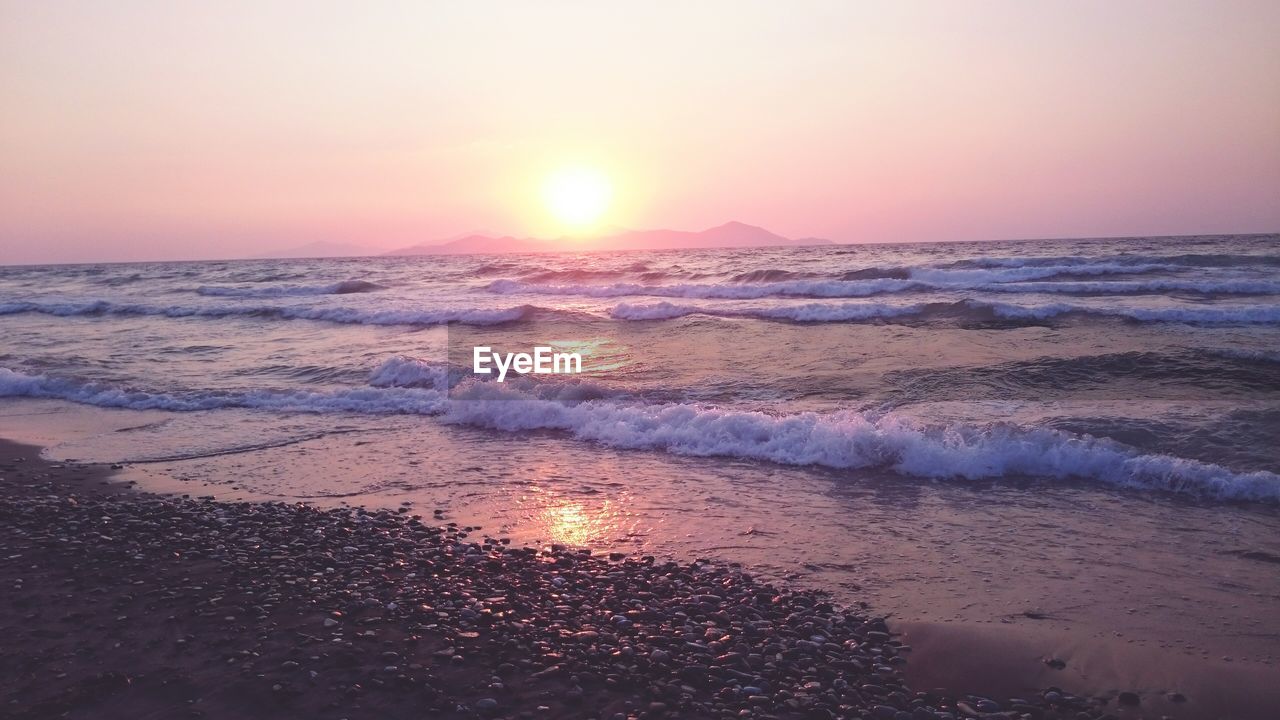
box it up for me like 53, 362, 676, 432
2, 234, 1279, 679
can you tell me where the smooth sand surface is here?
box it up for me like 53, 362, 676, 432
898, 619, 1280, 719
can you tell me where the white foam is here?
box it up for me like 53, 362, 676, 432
442, 382, 1280, 501
4, 365, 1275, 501
0, 368, 447, 415
608, 299, 1280, 325
487, 263, 1261, 301
367, 356, 448, 389
0, 299, 534, 326
906, 262, 1178, 284
488, 278, 919, 299
610, 301, 923, 322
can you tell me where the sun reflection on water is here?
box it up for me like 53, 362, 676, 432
546, 337, 632, 375
521, 486, 637, 550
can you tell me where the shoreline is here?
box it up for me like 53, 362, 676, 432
2, 397, 1280, 717
0, 436, 1141, 720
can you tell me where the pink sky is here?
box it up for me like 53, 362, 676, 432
2, 0, 1278, 263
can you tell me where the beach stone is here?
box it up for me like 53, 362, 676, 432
0, 446, 1120, 720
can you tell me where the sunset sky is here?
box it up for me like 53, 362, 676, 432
2, 0, 1278, 263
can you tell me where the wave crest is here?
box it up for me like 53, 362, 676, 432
0, 299, 537, 326
4, 365, 1276, 501
443, 382, 1280, 501
368, 356, 449, 389
608, 299, 1280, 325
195, 279, 385, 297
0, 367, 446, 415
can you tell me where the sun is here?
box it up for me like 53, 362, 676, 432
542, 167, 612, 230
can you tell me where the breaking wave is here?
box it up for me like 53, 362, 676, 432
0, 299, 538, 326
488, 278, 918, 299
442, 383, 1280, 501
367, 356, 450, 389
609, 299, 1280, 325
948, 252, 1280, 269
0, 367, 446, 415
488, 274, 1280, 301
610, 301, 923, 322
6, 365, 1272, 501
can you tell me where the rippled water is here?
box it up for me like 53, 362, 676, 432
2, 234, 1278, 498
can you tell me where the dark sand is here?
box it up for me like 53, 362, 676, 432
899, 621, 1280, 720
0, 437, 1272, 720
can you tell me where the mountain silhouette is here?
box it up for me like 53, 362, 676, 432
385, 222, 828, 256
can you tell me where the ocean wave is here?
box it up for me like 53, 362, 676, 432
609, 299, 1280, 325
442, 382, 1280, 501
489, 278, 920, 299
367, 356, 449, 389
880, 350, 1280, 403
610, 301, 923, 322
979, 279, 1280, 295
1205, 347, 1280, 364
521, 269, 628, 283
0, 299, 537, 326
840, 267, 911, 280
488, 274, 1280, 301
948, 252, 1280, 269
195, 279, 385, 297
907, 262, 1181, 284
96, 273, 146, 287
472, 262, 528, 277
979, 300, 1280, 324
0, 368, 446, 415
730, 269, 815, 283
5, 365, 1275, 500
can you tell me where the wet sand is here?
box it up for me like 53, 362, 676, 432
899, 621, 1280, 720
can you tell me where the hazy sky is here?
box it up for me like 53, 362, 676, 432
2, 0, 1278, 263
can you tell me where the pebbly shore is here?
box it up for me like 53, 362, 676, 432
0, 440, 1117, 720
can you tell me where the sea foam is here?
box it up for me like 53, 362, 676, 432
0, 299, 536, 326
4, 365, 1276, 501
608, 299, 1280, 325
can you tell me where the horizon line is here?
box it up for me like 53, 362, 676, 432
2, 229, 1277, 268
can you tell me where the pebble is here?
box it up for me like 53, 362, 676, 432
0, 465, 1116, 720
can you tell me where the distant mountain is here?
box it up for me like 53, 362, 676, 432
254, 241, 386, 259
384, 234, 541, 256
384, 222, 828, 256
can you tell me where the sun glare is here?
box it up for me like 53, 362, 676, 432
543, 167, 612, 230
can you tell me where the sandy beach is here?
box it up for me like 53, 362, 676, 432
4, 435, 1278, 720
0, 438, 1117, 719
